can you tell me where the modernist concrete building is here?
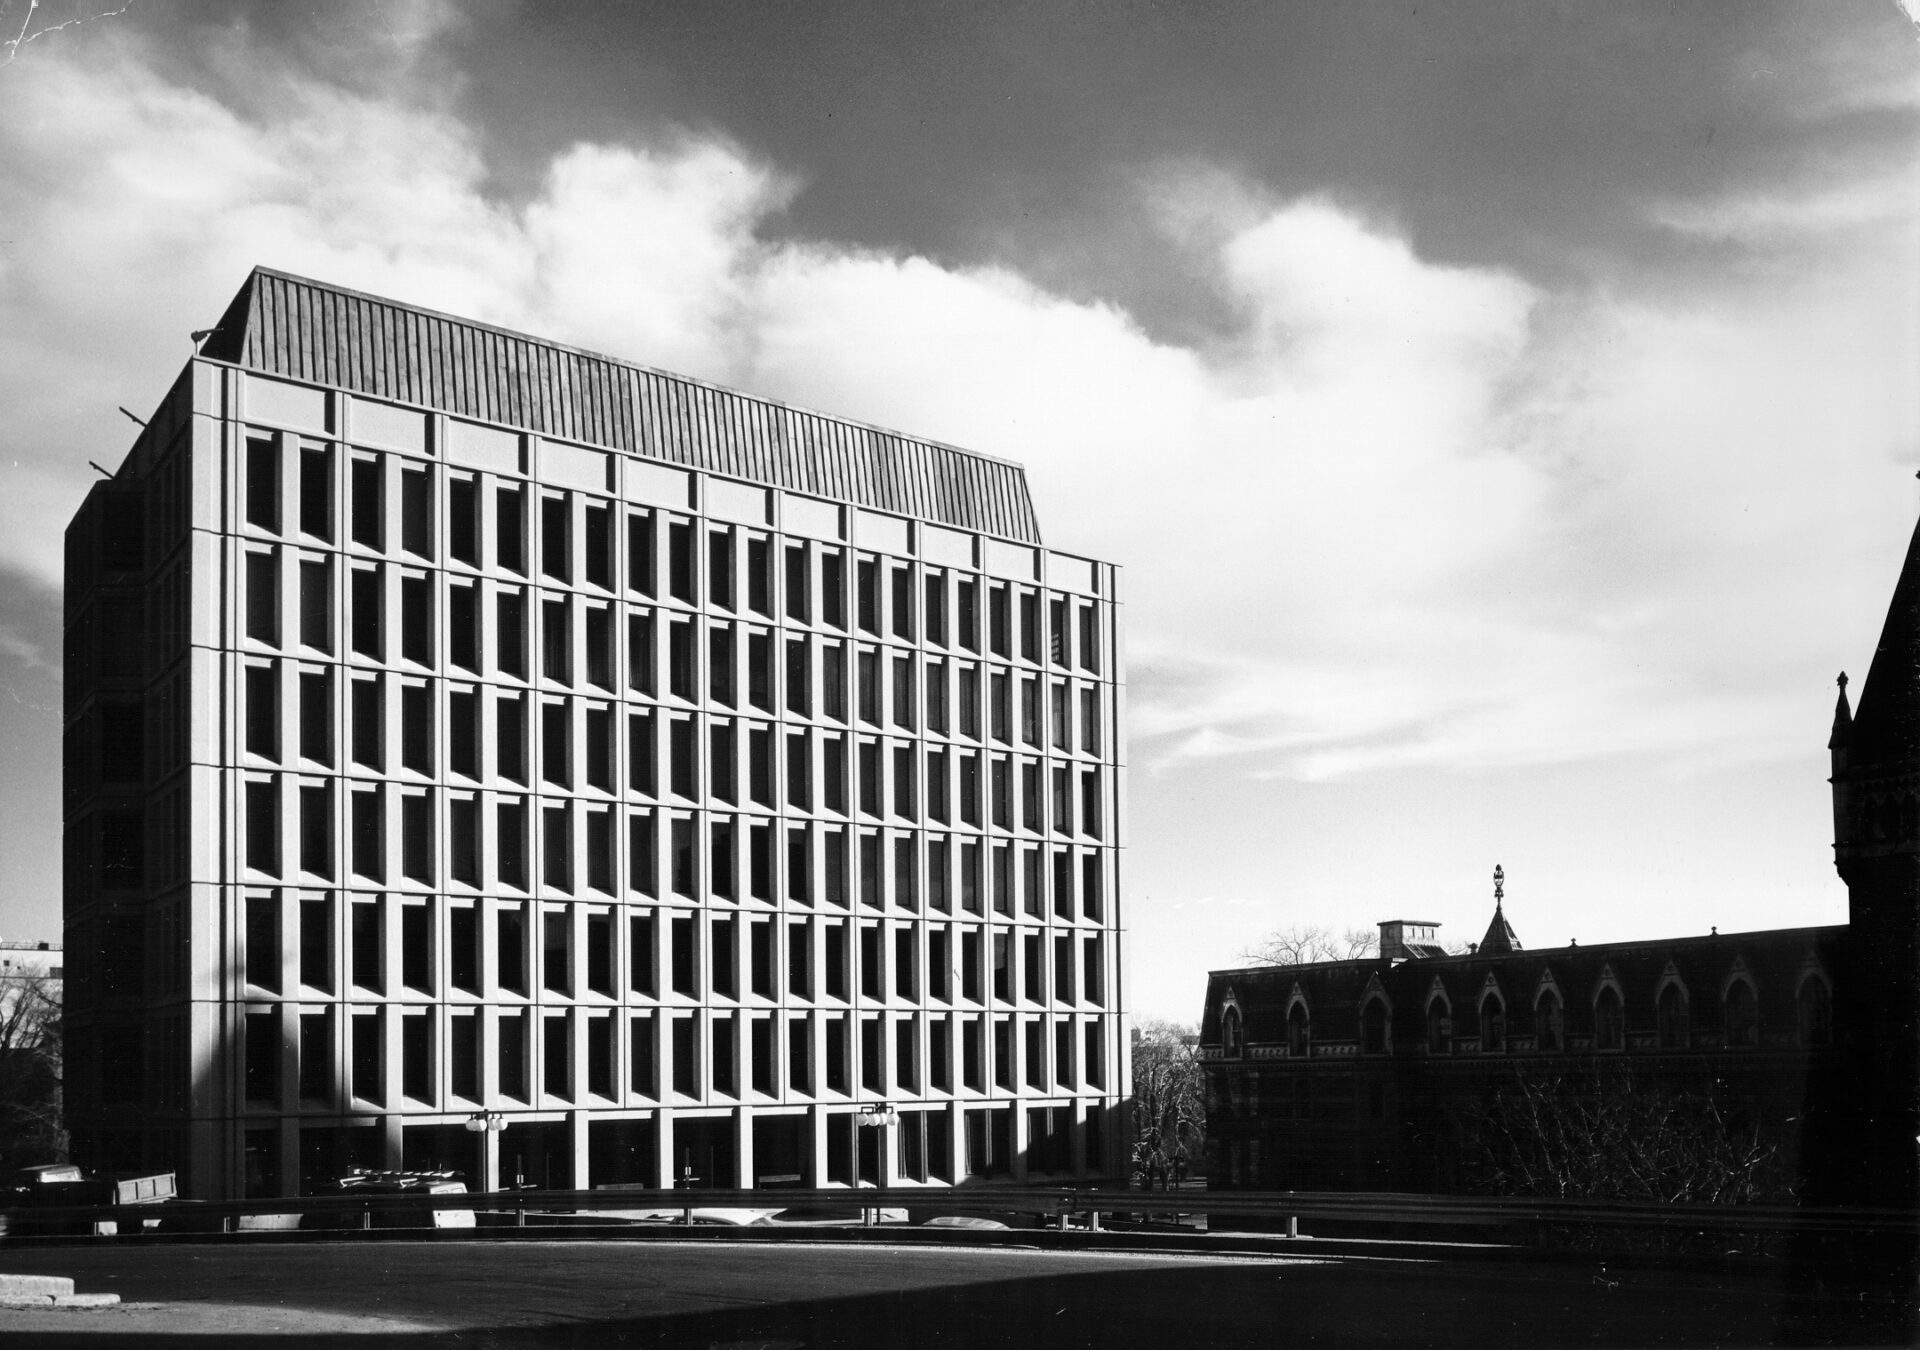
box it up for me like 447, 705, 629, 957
64, 269, 1128, 1201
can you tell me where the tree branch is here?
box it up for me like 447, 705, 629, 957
2, 0, 136, 70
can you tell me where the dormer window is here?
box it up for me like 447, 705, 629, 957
1536, 990, 1564, 1052
1723, 980, 1758, 1049
1798, 978, 1832, 1048
1595, 986, 1624, 1051
1286, 1002, 1310, 1058
1362, 998, 1389, 1054
1657, 984, 1690, 1049
1221, 1005, 1245, 1058
1479, 994, 1505, 1053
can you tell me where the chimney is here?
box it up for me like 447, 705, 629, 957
1379, 919, 1442, 963
1379, 920, 1405, 962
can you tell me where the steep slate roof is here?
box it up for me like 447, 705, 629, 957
1205, 962, 1378, 1046
1841, 514, 1920, 767
1203, 924, 1842, 1048
1477, 902, 1521, 955
199, 268, 1044, 543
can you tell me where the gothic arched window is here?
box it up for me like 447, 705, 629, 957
1287, 1002, 1310, 1058
1723, 980, 1758, 1049
1536, 990, 1564, 1052
1362, 998, 1389, 1054
1426, 998, 1451, 1054
1594, 986, 1624, 1051
1479, 994, 1505, 1053
1222, 1005, 1245, 1059
1798, 978, 1832, 1048
1657, 983, 1690, 1049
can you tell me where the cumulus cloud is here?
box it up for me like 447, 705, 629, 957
0, 16, 1913, 807
520, 139, 794, 377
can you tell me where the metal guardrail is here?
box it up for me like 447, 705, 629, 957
1188, 1190, 1919, 1237
4, 1186, 1916, 1239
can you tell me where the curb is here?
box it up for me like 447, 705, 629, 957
0, 1274, 72, 1298
0, 1294, 122, 1308
0, 1274, 120, 1308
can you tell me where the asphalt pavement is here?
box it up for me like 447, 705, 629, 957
0, 1237, 1911, 1347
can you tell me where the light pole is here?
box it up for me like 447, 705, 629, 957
464, 1111, 506, 1197
856, 1103, 897, 1223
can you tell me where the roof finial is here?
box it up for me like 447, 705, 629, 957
1831, 672, 1854, 750
1479, 867, 1521, 954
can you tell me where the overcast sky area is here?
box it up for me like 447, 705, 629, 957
1, 1, 1916, 1021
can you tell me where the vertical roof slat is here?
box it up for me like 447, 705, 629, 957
216, 270, 1044, 540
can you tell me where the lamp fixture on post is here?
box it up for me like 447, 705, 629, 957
463, 1110, 506, 1133
853, 1103, 898, 1227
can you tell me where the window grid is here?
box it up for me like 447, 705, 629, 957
204, 417, 1121, 1180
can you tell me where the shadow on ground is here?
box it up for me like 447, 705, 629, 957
0, 1242, 1912, 1349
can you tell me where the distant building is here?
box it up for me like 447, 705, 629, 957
1202, 901, 1839, 1193
0, 940, 63, 1028
1201, 518, 1920, 1207
0, 940, 63, 984
63, 269, 1128, 1201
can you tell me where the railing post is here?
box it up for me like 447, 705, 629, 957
1286, 1215, 1298, 1239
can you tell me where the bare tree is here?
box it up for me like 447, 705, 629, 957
1241, 924, 1377, 966
1460, 1065, 1794, 1206
1129, 1019, 1205, 1189
0, 970, 65, 1172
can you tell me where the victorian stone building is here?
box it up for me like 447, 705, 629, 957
1201, 517, 1920, 1208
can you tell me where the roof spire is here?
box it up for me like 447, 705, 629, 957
1842, 510, 1920, 765
1478, 864, 1520, 955
1830, 671, 1853, 750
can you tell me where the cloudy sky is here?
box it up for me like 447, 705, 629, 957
1, 0, 1915, 1021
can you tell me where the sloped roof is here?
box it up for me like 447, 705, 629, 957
199, 268, 1044, 542
1202, 925, 1843, 1047
1477, 902, 1521, 955
1202, 962, 1379, 1045
1843, 514, 1920, 767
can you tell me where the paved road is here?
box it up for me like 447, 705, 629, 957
0, 1238, 1910, 1347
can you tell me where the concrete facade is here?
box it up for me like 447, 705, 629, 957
63, 269, 1129, 1201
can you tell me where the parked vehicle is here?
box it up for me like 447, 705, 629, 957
304, 1169, 476, 1230
1, 1167, 177, 1236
